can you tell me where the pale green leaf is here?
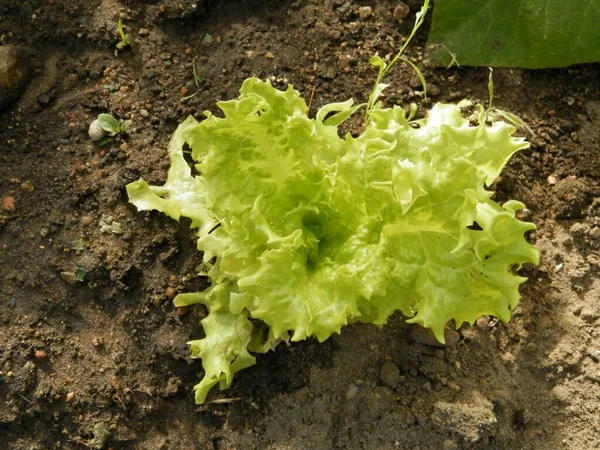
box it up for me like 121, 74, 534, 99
316, 99, 364, 126
97, 113, 121, 134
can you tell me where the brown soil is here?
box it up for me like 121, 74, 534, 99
1, 1, 599, 449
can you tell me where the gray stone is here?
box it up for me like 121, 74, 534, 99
0, 45, 31, 110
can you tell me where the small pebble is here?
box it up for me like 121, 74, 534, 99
346, 383, 358, 399
66, 391, 76, 402
20, 181, 34, 192
34, 350, 48, 360
589, 227, 600, 239
176, 305, 189, 316
581, 308, 599, 322
165, 287, 178, 300
550, 385, 570, 403
442, 440, 458, 450
588, 348, 600, 361
447, 381, 460, 391
88, 119, 107, 142
476, 316, 491, 331
139, 108, 149, 117
2, 196, 16, 211
358, 6, 373, 19
393, 2, 410, 21
60, 271, 78, 285
379, 360, 401, 389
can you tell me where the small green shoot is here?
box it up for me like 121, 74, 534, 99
116, 18, 132, 50
96, 113, 132, 136
365, 0, 431, 125
484, 68, 535, 136
71, 240, 86, 253
182, 57, 203, 100
487, 68, 494, 110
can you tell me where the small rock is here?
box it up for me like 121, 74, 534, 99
66, 391, 76, 402
427, 83, 440, 97
476, 316, 491, 331
175, 305, 189, 316
165, 287, 177, 300
60, 271, 78, 285
550, 385, 570, 403
88, 119, 107, 142
358, 6, 373, 19
569, 222, 586, 236
589, 227, 600, 239
581, 308, 599, 322
328, 29, 342, 41
0, 45, 31, 110
34, 350, 47, 360
380, 360, 401, 389
346, 383, 359, 399
139, 108, 149, 117
162, 376, 182, 397
393, 2, 410, 21
37, 93, 52, 106
442, 440, 458, 450
588, 348, 600, 361
2, 196, 16, 211
20, 181, 34, 192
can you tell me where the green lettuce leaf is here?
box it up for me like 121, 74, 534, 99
128, 77, 539, 402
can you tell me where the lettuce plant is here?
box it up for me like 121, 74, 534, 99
127, 3, 538, 403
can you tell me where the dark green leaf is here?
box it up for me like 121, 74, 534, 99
75, 267, 86, 282
427, 0, 600, 68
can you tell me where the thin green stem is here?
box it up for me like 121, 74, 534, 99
364, 0, 431, 125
